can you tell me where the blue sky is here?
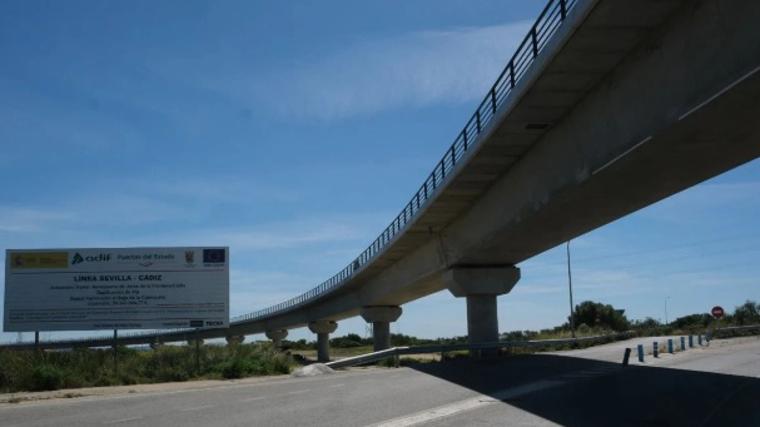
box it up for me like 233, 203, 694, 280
2, 1, 759, 344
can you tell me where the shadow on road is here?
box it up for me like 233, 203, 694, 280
407, 354, 760, 426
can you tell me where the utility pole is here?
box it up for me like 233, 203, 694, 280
566, 241, 576, 338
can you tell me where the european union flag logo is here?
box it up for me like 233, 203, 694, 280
203, 248, 226, 263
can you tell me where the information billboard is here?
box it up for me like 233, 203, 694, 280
4, 247, 229, 332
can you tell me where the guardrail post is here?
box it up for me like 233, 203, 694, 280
667, 338, 674, 354
637, 344, 644, 362
622, 348, 631, 366
653, 341, 658, 358
680, 336, 686, 351
689, 335, 694, 348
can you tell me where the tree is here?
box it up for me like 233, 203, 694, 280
733, 300, 760, 325
671, 313, 712, 329
570, 301, 630, 332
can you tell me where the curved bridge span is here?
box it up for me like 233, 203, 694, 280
8, 0, 760, 357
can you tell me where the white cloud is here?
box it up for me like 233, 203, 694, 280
249, 22, 531, 120
0, 207, 74, 233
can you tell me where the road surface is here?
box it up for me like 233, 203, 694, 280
3, 337, 760, 426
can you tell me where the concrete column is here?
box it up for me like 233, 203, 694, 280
265, 329, 287, 348
225, 335, 245, 347
361, 306, 402, 351
444, 266, 520, 358
308, 320, 338, 362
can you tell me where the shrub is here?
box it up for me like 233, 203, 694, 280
29, 365, 65, 391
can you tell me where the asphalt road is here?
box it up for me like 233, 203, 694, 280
3, 337, 760, 426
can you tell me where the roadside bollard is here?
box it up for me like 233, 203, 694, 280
689, 335, 694, 348
653, 341, 659, 357
698, 335, 703, 346
637, 344, 644, 362
680, 337, 686, 351
668, 338, 674, 354
622, 348, 631, 366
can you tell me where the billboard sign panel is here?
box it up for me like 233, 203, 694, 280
4, 247, 229, 332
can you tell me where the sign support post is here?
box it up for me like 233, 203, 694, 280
195, 330, 201, 374
113, 329, 118, 375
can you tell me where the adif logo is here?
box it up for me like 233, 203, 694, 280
72, 252, 111, 265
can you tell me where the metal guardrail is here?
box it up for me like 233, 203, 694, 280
326, 333, 626, 369
2, 0, 579, 348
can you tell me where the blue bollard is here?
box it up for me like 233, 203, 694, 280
653, 341, 659, 357
680, 336, 686, 351
668, 338, 674, 354
637, 344, 644, 362
689, 335, 694, 348
698, 335, 703, 345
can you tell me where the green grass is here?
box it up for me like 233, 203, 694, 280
0, 343, 295, 394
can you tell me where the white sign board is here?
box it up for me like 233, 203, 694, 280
4, 247, 229, 332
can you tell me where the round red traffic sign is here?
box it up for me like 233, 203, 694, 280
711, 306, 725, 318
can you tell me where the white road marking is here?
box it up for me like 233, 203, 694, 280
366, 380, 563, 427
239, 388, 313, 403
180, 404, 215, 412
103, 416, 143, 424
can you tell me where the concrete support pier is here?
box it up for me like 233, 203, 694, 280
225, 335, 245, 347
308, 320, 338, 362
444, 266, 520, 357
361, 306, 402, 351
265, 330, 287, 349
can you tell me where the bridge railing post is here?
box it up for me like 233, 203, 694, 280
530, 27, 538, 58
